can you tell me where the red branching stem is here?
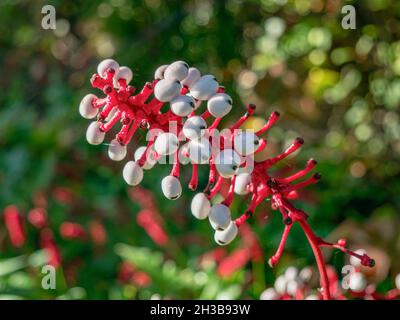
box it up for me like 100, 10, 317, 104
284, 173, 321, 192
189, 163, 198, 190
297, 219, 331, 300
268, 224, 292, 267
137, 141, 154, 167
234, 191, 259, 227
275, 159, 317, 184
209, 117, 222, 130
207, 176, 224, 199
170, 151, 180, 178
100, 110, 122, 132
262, 137, 304, 167
318, 238, 375, 267
122, 119, 139, 145
222, 176, 236, 207
254, 138, 267, 154
256, 111, 280, 136
230, 104, 256, 131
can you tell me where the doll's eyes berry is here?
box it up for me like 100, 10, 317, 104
80, 59, 376, 300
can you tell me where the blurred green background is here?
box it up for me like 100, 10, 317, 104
0, 0, 399, 299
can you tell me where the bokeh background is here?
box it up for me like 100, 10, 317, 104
0, 0, 399, 299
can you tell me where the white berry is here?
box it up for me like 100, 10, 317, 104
349, 272, 367, 292
108, 139, 127, 161
214, 221, 238, 245
122, 161, 144, 186
161, 175, 182, 200
115, 66, 133, 84
188, 138, 211, 164
178, 143, 191, 165
191, 193, 211, 220
183, 116, 207, 140
233, 131, 260, 156
395, 273, 400, 289
284, 266, 299, 281
274, 275, 288, 295
234, 173, 251, 195
207, 93, 232, 118
215, 149, 241, 178
170, 95, 196, 117
286, 280, 300, 296
164, 61, 189, 81
97, 59, 119, 78
181, 67, 201, 88
190, 75, 219, 100
305, 295, 319, 300
154, 132, 179, 156
154, 79, 181, 102
134, 146, 157, 170
79, 94, 98, 119
209, 204, 231, 231
86, 121, 105, 145
260, 288, 279, 300
154, 64, 169, 80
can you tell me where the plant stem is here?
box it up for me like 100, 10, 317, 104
298, 219, 331, 300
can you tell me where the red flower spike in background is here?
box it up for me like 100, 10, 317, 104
80, 59, 376, 300
4, 205, 26, 248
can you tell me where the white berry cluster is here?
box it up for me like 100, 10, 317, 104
260, 266, 317, 300
80, 59, 263, 247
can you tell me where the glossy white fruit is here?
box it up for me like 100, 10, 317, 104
79, 94, 98, 119
214, 221, 238, 245
207, 93, 232, 118
305, 295, 319, 300
233, 131, 260, 156
236, 155, 255, 175
86, 121, 105, 145
191, 193, 211, 220
284, 266, 299, 281
122, 161, 144, 186
190, 75, 219, 100
183, 116, 207, 140
108, 139, 127, 161
234, 173, 251, 195
154, 132, 179, 156
161, 175, 182, 200
350, 249, 366, 267
188, 138, 211, 164
115, 66, 133, 84
178, 143, 191, 165
274, 275, 287, 295
187, 94, 202, 110
170, 95, 195, 117
215, 149, 241, 178
181, 67, 201, 88
97, 59, 119, 78
134, 146, 157, 170
260, 288, 279, 300
299, 267, 313, 283
395, 273, 400, 289
164, 61, 189, 81
349, 272, 367, 292
154, 64, 169, 80
209, 204, 231, 231
154, 79, 181, 102
286, 280, 300, 296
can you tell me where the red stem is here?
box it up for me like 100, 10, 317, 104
297, 219, 331, 300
